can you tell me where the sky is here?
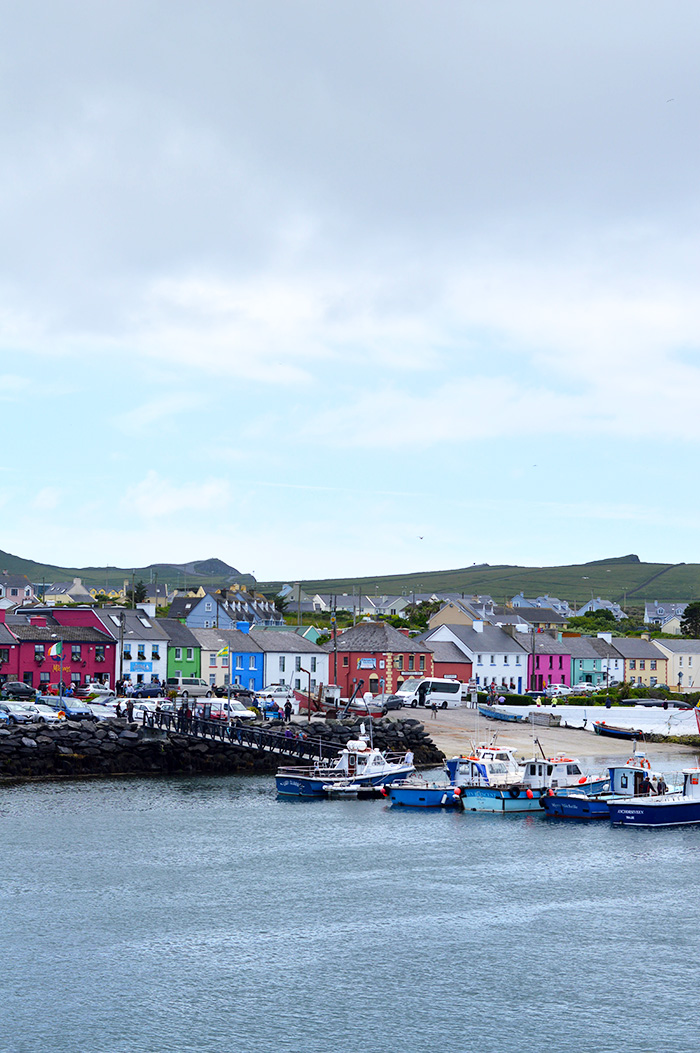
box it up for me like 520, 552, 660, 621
2, 0, 700, 582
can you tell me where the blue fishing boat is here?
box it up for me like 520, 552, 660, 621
593, 720, 643, 741
385, 745, 523, 809
607, 768, 700, 827
275, 735, 414, 797
477, 705, 526, 723
457, 754, 608, 813
383, 780, 464, 808
542, 753, 660, 820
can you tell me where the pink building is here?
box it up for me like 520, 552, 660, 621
526, 633, 572, 691
2, 610, 116, 691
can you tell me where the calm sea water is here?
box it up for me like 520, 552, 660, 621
2, 774, 699, 1053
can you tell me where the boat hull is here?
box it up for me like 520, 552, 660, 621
542, 794, 612, 819
593, 723, 643, 740
607, 797, 700, 827
460, 777, 609, 813
386, 783, 462, 808
276, 768, 409, 797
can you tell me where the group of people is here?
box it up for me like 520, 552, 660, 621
640, 772, 668, 796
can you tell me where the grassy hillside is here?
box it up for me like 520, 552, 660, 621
263, 556, 700, 606
0, 550, 255, 590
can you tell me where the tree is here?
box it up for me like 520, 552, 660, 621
681, 601, 700, 637
126, 580, 148, 605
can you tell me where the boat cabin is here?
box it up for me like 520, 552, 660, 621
445, 748, 521, 788
608, 755, 655, 797
682, 769, 700, 798
521, 756, 586, 790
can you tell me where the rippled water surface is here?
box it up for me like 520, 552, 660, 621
2, 775, 699, 1053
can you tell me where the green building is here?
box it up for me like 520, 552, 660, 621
159, 618, 201, 680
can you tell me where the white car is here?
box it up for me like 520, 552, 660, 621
218, 700, 256, 721
89, 703, 118, 721
34, 704, 65, 724
571, 682, 600, 694
545, 684, 573, 697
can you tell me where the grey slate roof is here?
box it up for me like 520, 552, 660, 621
610, 638, 667, 660
565, 636, 605, 659
330, 621, 431, 654
190, 628, 263, 652
650, 639, 700, 654
0, 623, 19, 644
168, 597, 201, 620
497, 606, 567, 624
158, 618, 200, 649
427, 640, 471, 665
10, 624, 113, 643
250, 629, 326, 653
431, 624, 529, 655
97, 609, 170, 642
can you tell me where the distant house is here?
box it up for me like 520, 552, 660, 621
190, 627, 264, 692
526, 633, 572, 691
43, 577, 94, 605
496, 607, 568, 631
427, 598, 483, 631
511, 593, 573, 617
250, 630, 329, 693
0, 573, 36, 607
609, 638, 668, 687
424, 622, 529, 694
644, 601, 687, 634
159, 618, 201, 680
576, 597, 628, 621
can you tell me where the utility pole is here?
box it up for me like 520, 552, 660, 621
131, 569, 135, 609
332, 595, 337, 684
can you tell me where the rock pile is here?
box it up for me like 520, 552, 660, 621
0, 715, 444, 782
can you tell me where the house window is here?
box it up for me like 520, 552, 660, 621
311, 679, 317, 691
688, 658, 691, 667
248, 678, 255, 690
639, 660, 645, 670
504, 656, 509, 666
0, 648, 9, 664
629, 660, 636, 670
279, 657, 285, 672
295, 678, 301, 690
236, 656, 243, 669
559, 656, 563, 669
209, 674, 216, 686
71, 672, 80, 684
95, 645, 105, 662
209, 653, 217, 666
516, 656, 521, 666
419, 655, 425, 672
249, 656, 256, 669
549, 656, 553, 669
311, 658, 317, 673
39, 671, 50, 684
205, 602, 213, 612
234, 676, 241, 686
186, 648, 193, 661
10, 588, 18, 596
123, 647, 132, 660
679, 657, 683, 666
536, 656, 540, 669
295, 657, 301, 671
396, 655, 403, 670
490, 655, 495, 665
175, 648, 182, 660
477, 655, 482, 665
137, 648, 146, 661
343, 656, 349, 667
35, 644, 45, 661
71, 645, 81, 662
408, 655, 414, 671
23, 671, 33, 686
151, 646, 159, 660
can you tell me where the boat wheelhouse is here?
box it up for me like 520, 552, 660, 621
607, 768, 700, 827
275, 736, 414, 797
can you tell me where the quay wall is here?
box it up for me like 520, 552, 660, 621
0, 717, 444, 782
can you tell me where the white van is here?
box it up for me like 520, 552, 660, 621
391, 677, 465, 709
166, 677, 213, 698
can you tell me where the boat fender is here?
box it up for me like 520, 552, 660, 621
578, 776, 587, 784
380, 786, 388, 797
548, 788, 554, 796
525, 789, 534, 799
453, 786, 462, 796
509, 785, 520, 798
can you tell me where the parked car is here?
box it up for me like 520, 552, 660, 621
570, 683, 600, 694
545, 684, 573, 697
0, 701, 36, 724
41, 696, 95, 720
210, 700, 256, 721
0, 681, 38, 701
89, 703, 118, 721
34, 704, 65, 724
76, 683, 115, 699
129, 683, 166, 699
381, 695, 404, 713
165, 677, 213, 698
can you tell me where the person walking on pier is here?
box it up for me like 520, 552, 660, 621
284, 700, 292, 723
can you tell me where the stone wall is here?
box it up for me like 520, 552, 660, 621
0, 716, 444, 781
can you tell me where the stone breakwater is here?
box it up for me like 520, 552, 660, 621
0, 716, 444, 781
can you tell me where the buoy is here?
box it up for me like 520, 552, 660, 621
525, 789, 534, 799
578, 776, 587, 784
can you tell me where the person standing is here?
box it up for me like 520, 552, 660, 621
430, 701, 437, 720
125, 699, 134, 723
284, 700, 292, 723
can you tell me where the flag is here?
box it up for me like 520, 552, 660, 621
216, 646, 229, 658
48, 641, 62, 658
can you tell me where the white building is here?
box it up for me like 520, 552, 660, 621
424, 621, 530, 694
250, 630, 330, 694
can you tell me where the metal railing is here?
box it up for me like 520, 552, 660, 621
141, 710, 330, 760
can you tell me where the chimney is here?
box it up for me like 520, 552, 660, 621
473, 620, 484, 633
73, 577, 81, 586
0, 608, 5, 623
30, 616, 46, 627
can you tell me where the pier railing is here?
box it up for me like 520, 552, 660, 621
141, 710, 330, 761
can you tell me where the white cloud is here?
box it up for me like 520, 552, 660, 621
121, 472, 231, 518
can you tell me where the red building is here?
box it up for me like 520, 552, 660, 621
0, 610, 116, 691
329, 621, 434, 696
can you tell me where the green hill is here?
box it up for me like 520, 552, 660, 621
0, 550, 255, 591
262, 557, 700, 606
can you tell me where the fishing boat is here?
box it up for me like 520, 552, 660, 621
384, 744, 523, 809
275, 734, 414, 797
593, 720, 643, 740
457, 753, 608, 813
542, 752, 662, 820
607, 768, 700, 827
477, 704, 526, 723
528, 710, 562, 728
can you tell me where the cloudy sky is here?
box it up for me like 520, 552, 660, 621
1, 1, 699, 581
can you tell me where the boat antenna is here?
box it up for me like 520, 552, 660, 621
535, 736, 547, 760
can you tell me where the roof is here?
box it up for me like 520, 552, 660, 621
427, 641, 471, 665
610, 638, 667, 659
566, 636, 607, 659
168, 596, 203, 619
97, 609, 170, 641
499, 606, 567, 624
190, 627, 264, 652
330, 621, 432, 654
0, 623, 18, 644
249, 629, 326, 653
10, 624, 113, 643
650, 638, 700, 654
430, 624, 529, 655
157, 619, 201, 648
